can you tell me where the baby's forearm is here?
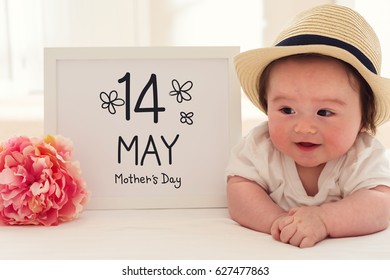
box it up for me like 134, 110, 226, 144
227, 176, 286, 233
319, 186, 390, 238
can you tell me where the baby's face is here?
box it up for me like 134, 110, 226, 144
266, 56, 362, 169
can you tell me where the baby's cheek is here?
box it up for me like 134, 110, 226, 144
322, 133, 357, 159
268, 124, 288, 151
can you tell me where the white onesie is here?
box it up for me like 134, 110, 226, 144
226, 122, 390, 211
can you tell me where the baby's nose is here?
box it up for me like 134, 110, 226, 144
294, 118, 318, 134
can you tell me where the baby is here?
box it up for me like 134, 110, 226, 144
226, 4, 390, 248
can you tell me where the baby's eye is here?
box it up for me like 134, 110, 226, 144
280, 107, 296, 115
317, 109, 334, 117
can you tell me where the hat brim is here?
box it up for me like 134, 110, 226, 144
235, 44, 390, 127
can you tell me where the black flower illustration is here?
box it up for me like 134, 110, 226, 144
100, 90, 125, 115
180, 111, 194, 125
169, 79, 193, 103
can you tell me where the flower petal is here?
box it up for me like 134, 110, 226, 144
0, 135, 89, 226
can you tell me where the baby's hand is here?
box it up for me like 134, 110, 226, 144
270, 212, 294, 241
278, 206, 328, 248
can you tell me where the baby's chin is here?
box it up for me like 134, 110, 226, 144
293, 160, 327, 169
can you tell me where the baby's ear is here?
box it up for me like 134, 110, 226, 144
359, 122, 367, 133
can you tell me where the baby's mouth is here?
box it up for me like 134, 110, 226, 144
296, 142, 320, 150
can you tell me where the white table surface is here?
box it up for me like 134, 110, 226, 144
1, 208, 389, 260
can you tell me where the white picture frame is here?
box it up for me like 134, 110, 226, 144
44, 47, 241, 209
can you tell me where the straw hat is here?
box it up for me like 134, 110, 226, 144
235, 4, 390, 127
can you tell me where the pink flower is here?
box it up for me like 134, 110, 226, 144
0, 135, 90, 226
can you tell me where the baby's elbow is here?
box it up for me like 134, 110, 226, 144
227, 207, 241, 225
